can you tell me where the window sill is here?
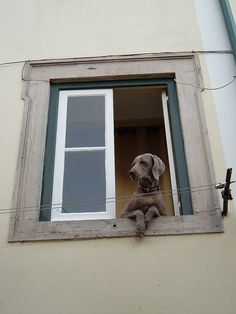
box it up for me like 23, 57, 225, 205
8, 212, 223, 242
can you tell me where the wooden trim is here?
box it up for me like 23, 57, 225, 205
8, 212, 223, 242
9, 52, 223, 242
25, 52, 197, 66
115, 118, 164, 127
39, 86, 59, 221
167, 80, 193, 214
50, 89, 116, 221
42, 78, 192, 218
162, 91, 180, 216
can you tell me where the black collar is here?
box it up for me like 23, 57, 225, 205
139, 183, 160, 193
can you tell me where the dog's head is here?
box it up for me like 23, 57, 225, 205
129, 153, 165, 187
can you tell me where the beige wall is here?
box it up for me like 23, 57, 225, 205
230, 0, 236, 20
0, 1, 236, 313
0, 217, 236, 314
0, 0, 203, 61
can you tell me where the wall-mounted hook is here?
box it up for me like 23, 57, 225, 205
215, 168, 235, 216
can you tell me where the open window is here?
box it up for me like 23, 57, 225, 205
41, 81, 192, 221
114, 86, 180, 217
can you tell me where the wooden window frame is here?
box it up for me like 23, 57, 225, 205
41, 79, 192, 221
8, 53, 223, 242
161, 90, 180, 215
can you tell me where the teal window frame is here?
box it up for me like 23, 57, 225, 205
40, 78, 192, 221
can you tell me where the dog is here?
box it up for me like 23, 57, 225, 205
120, 153, 166, 236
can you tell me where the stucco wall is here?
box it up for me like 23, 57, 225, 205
195, 0, 236, 209
229, 0, 236, 20
0, 219, 236, 314
0, 1, 236, 314
0, 0, 203, 62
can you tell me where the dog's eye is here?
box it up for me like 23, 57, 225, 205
140, 161, 147, 167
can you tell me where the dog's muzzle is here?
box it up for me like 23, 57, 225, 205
129, 169, 138, 181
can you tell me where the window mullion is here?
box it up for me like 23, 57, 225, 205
64, 147, 106, 152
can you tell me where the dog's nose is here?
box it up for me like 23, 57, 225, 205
129, 169, 136, 180
129, 167, 134, 175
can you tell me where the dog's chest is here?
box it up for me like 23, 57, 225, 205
134, 193, 159, 211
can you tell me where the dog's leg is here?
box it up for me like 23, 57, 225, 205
120, 194, 136, 218
144, 206, 161, 228
135, 210, 145, 237
158, 200, 167, 217
121, 209, 145, 237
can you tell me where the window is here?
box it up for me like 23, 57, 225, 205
9, 53, 223, 241
40, 80, 193, 222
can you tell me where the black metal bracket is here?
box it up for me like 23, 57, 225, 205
215, 168, 235, 216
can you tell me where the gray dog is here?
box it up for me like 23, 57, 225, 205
120, 153, 167, 236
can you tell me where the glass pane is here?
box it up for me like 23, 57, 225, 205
62, 151, 106, 213
65, 95, 105, 148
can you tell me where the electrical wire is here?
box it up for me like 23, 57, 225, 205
0, 60, 26, 66
22, 71, 236, 91
22, 78, 50, 83
0, 183, 219, 216
0, 183, 216, 211
0, 54, 233, 216
0, 182, 225, 249
0, 50, 233, 67
174, 75, 236, 91
1, 55, 236, 91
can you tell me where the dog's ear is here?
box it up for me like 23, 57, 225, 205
151, 155, 165, 180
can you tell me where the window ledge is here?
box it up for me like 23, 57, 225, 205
9, 212, 223, 242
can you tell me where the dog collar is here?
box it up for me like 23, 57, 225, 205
139, 183, 160, 193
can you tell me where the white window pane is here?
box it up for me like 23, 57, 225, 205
51, 89, 115, 221
62, 151, 106, 213
65, 96, 105, 148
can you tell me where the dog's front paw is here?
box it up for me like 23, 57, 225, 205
144, 219, 150, 229
144, 216, 154, 229
136, 222, 145, 237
